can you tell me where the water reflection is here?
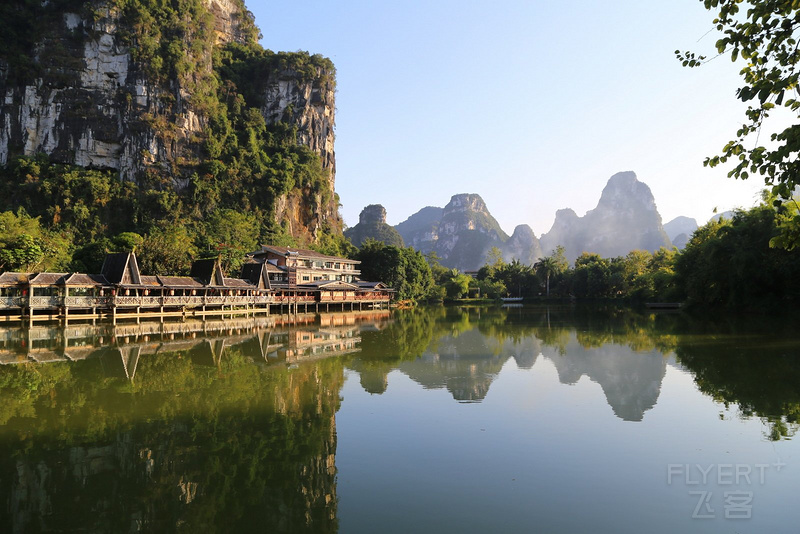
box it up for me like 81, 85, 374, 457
1, 306, 799, 532
0, 311, 388, 533
542, 336, 667, 421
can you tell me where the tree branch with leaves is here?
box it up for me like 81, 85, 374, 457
678, 0, 800, 248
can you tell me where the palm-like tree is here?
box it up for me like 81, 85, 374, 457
535, 256, 559, 297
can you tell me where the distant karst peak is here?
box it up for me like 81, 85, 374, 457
359, 204, 388, 225
444, 193, 489, 215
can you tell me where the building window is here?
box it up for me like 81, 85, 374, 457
302, 276, 310, 281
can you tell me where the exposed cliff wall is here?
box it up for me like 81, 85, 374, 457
540, 172, 672, 262
502, 224, 543, 265
435, 194, 508, 270
395, 206, 444, 253
0, 1, 235, 179
0, 0, 340, 244
262, 64, 339, 238
394, 196, 545, 271
394, 194, 512, 271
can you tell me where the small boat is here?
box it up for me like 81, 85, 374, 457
501, 297, 523, 303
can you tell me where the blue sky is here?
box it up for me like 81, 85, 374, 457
249, 0, 772, 235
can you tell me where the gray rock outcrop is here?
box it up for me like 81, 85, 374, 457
539, 171, 672, 262
344, 204, 404, 248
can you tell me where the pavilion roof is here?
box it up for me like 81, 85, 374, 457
156, 276, 205, 288
190, 258, 226, 287
61, 273, 110, 286
0, 272, 30, 286
29, 273, 68, 285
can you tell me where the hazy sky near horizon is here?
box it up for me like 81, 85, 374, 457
249, 0, 778, 236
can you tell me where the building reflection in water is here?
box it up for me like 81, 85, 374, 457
0, 311, 389, 533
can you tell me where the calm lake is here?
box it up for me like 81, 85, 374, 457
0, 305, 798, 533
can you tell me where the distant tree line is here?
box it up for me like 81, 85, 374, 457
473, 194, 800, 309
341, 194, 800, 309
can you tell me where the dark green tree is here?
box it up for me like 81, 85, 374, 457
353, 240, 434, 301
677, 0, 800, 247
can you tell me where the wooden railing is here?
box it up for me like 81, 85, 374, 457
115, 296, 162, 308
0, 296, 24, 309
64, 296, 99, 308
0, 290, 389, 314
29, 296, 60, 308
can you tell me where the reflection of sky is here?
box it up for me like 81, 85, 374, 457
337, 352, 800, 534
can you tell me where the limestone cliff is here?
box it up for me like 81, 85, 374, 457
394, 196, 542, 271
0, 0, 339, 241
344, 204, 404, 248
0, 1, 242, 179
540, 171, 672, 262
395, 206, 444, 254
501, 224, 543, 266
663, 216, 698, 251
435, 194, 508, 270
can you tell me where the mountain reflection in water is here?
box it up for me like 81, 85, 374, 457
0, 305, 798, 532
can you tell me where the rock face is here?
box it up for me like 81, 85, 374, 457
395, 196, 544, 270
671, 233, 690, 250
0, 0, 338, 239
436, 194, 508, 270
502, 224, 543, 266
394, 194, 512, 271
395, 206, 444, 253
344, 204, 404, 248
663, 216, 698, 241
539, 171, 672, 262
260, 66, 338, 238
0, 2, 235, 178
663, 216, 698, 251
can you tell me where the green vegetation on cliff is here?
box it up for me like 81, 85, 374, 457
0, 0, 350, 274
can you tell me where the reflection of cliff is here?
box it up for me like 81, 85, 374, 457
0, 346, 345, 532
542, 333, 667, 421
398, 329, 510, 402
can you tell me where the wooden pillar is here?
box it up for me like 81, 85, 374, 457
136, 307, 140, 324
64, 305, 69, 326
